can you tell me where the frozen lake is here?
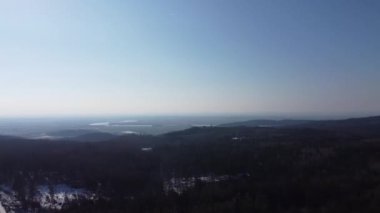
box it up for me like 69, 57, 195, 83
0, 116, 252, 138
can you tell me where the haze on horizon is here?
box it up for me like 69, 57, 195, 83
1, 0, 379, 118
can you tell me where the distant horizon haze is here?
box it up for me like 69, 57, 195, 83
1, 0, 379, 117
0, 112, 379, 121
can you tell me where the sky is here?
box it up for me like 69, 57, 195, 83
0, 0, 379, 117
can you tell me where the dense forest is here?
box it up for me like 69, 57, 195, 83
1, 116, 380, 212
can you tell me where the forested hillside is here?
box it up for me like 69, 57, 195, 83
1, 121, 380, 212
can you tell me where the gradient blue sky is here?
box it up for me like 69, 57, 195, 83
0, 0, 379, 117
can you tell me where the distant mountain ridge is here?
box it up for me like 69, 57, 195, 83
220, 116, 380, 138
48, 129, 101, 137
43, 129, 117, 142
298, 116, 380, 137
219, 119, 312, 127
1, 116, 380, 142
70, 132, 117, 142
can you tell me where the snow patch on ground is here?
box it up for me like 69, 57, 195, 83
163, 176, 227, 194
33, 133, 62, 140
89, 122, 110, 126
121, 130, 140, 135
141, 147, 153, 152
163, 174, 249, 194
0, 203, 6, 213
120, 120, 138, 123
0, 185, 21, 213
35, 184, 96, 210
1, 183, 96, 212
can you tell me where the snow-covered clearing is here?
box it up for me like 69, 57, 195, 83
0, 202, 6, 213
0, 185, 20, 213
35, 184, 96, 210
163, 173, 250, 194
0, 183, 96, 211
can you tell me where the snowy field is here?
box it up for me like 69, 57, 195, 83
0, 202, 6, 213
163, 174, 250, 194
0, 183, 95, 212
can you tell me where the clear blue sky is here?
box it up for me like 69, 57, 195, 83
0, 0, 379, 117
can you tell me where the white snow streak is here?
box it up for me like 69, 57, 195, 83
0, 202, 6, 213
